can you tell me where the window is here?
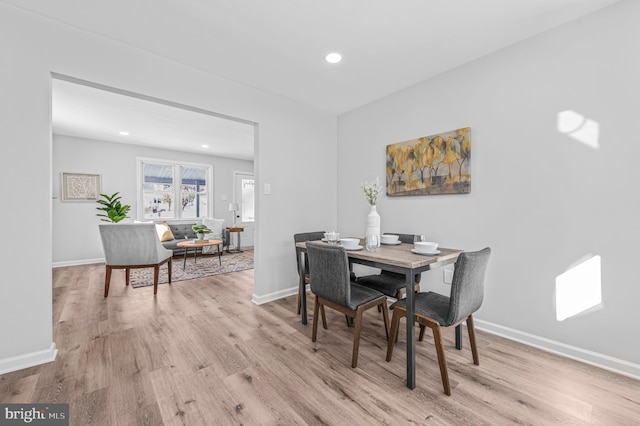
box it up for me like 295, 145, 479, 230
240, 178, 255, 222
138, 158, 212, 220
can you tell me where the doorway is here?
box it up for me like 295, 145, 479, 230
232, 172, 255, 249
51, 73, 258, 265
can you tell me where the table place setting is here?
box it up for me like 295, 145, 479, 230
380, 234, 402, 245
340, 237, 363, 251
411, 240, 441, 256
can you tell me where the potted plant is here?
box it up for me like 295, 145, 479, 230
192, 224, 212, 241
96, 192, 131, 223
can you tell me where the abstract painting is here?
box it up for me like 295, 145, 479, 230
61, 172, 101, 201
386, 127, 471, 196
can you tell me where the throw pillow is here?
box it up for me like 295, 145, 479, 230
202, 217, 225, 240
201, 217, 225, 254
155, 221, 175, 242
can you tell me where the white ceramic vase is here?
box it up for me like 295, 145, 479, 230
366, 205, 381, 247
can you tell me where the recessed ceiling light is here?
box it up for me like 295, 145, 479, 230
119, 131, 129, 136
325, 52, 342, 64
201, 144, 209, 148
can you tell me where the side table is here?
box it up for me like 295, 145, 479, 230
226, 226, 244, 253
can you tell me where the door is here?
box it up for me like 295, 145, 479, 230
233, 172, 255, 248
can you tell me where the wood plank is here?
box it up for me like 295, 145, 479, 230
0, 262, 636, 426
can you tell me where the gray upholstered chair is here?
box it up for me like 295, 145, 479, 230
306, 241, 390, 368
294, 231, 326, 315
356, 233, 422, 299
386, 247, 491, 395
99, 223, 173, 297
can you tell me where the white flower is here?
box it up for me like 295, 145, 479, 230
361, 177, 380, 206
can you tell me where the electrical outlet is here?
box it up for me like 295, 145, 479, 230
443, 270, 453, 284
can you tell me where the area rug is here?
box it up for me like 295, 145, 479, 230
129, 251, 253, 288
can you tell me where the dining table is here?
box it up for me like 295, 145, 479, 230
295, 238, 463, 389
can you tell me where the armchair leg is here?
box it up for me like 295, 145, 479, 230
418, 324, 426, 341
432, 325, 451, 396
380, 300, 390, 341
104, 266, 112, 297
386, 307, 403, 361
467, 315, 479, 365
351, 307, 364, 368
345, 315, 354, 327
320, 305, 327, 330
312, 296, 321, 342
153, 265, 160, 295
168, 258, 172, 285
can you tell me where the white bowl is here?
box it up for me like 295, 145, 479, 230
414, 241, 439, 253
340, 238, 360, 248
381, 234, 399, 244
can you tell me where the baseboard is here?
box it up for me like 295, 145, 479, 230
53, 258, 104, 268
0, 343, 58, 376
474, 319, 640, 380
252, 284, 309, 305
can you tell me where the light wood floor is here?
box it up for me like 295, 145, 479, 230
1, 262, 638, 425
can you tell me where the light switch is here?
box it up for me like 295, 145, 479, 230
264, 183, 271, 195
221, 194, 228, 201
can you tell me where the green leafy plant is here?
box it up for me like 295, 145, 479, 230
192, 224, 212, 236
96, 192, 131, 223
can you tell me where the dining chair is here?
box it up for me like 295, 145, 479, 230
356, 233, 422, 300
99, 223, 173, 296
386, 247, 491, 395
306, 241, 390, 368
294, 231, 327, 315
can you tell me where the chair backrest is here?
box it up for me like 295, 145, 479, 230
294, 231, 325, 276
306, 241, 352, 306
445, 247, 492, 326
382, 232, 422, 283
385, 233, 417, 244
99, 223, 172, 266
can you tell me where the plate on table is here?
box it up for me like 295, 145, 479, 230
380, 241, 402, 245
411, 249, 441, 256
344, 245, 363, 251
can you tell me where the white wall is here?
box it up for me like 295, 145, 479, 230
338, 1, 639, 377
0, 4, 337, 373
52, 134, 254, 265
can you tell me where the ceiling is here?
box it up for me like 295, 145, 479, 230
6, 0, 622, 157
52, 77, 256, 160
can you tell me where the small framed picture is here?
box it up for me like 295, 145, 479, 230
61, 172, 101, 202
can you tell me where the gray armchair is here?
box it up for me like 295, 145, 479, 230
386, 247, 491, 395
99, 223, 173, 296
306, 241, 389, 368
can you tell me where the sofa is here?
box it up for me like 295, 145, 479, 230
158, 219, 231, 255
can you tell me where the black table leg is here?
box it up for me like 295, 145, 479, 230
217, 244, 221, 266
297, 247, 307, 325
405, 273, 416, 389
455, 324, 463, 350
182, 248, 188, 270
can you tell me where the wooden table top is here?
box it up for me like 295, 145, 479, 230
226, 227, 244, 232
176, 239, 222, 247
296, 239, 463, 270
